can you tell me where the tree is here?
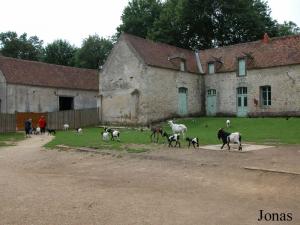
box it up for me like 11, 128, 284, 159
276, 21, 300, 36
44, 40, 77, 66
117, 0, 162, 38
148, 0, 280, 49
75, 35, 113, 69
0, 31, 44, 60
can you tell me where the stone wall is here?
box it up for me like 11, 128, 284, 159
100, 38, 203, 125
204, 64, 300, 116
4, 84, 97, 113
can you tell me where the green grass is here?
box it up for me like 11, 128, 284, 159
0, 132, 25, 147
45, 117, 300, 152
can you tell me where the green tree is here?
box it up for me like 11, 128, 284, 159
148, 0, 279, 49
117, 0, 162, 38
276, 21, 300, 36
44, 40, 77, 66
0, 31, 44, 60
75, 35, 113, 69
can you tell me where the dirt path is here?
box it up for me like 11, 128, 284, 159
0, 136, 299, 225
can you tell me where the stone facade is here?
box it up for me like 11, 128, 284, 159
0, 82, 97, 113
100, 36, 203, 125
204, 65, 300, 116
100, 33, 300, 124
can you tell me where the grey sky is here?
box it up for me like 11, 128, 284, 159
0, 0, 299, 47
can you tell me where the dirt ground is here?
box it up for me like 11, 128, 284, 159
0, 135, 299, 225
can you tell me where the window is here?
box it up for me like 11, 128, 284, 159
180, 60, 186, 72
59, 96, 74, 111
260, 86, 271, 106
208, 63, 215, 74
238, 58, 246, 76
207, 89, 216, 96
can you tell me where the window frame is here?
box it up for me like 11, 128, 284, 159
237, 57, 247, 77
208, 62, 215, 74
260, 86, 272, 107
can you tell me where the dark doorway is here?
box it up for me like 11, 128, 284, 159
59, 97, 74, 111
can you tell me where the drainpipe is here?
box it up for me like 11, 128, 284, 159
195, 50, 204, 74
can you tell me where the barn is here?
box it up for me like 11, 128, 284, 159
100, 33, 300, 125
0, 56, 99, 114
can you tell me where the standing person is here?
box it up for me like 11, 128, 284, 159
24, 118, 32, 138
38, 116, 47, 134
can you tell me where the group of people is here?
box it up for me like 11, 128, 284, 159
24, 116, 47, 137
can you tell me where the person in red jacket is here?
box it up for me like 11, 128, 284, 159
38, 116, 47, 134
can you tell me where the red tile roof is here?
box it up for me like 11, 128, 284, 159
122, 33, 300, 74
0, 56, 99, 91
123, 33, 199, 74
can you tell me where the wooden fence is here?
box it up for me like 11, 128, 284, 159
0, 113, 16, 133
47, 108, 100, 130
2, 108, 100, 132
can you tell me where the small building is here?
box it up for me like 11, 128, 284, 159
0, 56, 99, 113
100, 33, 300, 124
100, 33, 204, 125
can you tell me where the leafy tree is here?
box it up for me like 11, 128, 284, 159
148, 0, 279, 49
0, 31, 44, 60
44, 40, 77, 66
75, 35, 113, 69
276, 21, 300, 36
116, 0, 162, 38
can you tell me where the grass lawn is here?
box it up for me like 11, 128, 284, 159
0, 132, 25, 147
45, 117, 300, 152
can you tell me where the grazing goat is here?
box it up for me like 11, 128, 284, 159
186, 137, 199, 148
217, 128, 242, 151
150, 127, 164, 143
226, 119, 231, 128
63, 124, 69, 131
111, 130, 120, 141
101, 131, 110, 141
47, 128, 56, 135
163, 132, 180, 148
76, 128, 83, 133
168, 120, 187, 137
104, 127, 120, 141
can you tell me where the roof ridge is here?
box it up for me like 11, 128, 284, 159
0, 55, 97, 72
122, 33, 195, 54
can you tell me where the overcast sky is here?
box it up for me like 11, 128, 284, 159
0, 0, 299, 47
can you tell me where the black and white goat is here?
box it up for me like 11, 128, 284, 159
163, 132, 180, 148
186, 137, 199, 148
75, 128, 83, 134
104, 127, 120, 141
217, 128, 242, 151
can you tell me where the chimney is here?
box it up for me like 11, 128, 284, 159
195, 50, 204, 74
262, 33, 270, 44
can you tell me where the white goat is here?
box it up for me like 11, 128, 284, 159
168, 120, 187, 137
102, 131, 110, 141
226, 119, 231, 128
63, 124, 69, 131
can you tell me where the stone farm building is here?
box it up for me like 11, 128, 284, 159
0, 56, 98, 113
100, 33, 300, 125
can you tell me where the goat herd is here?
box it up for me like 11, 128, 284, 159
101, 120, 243, 151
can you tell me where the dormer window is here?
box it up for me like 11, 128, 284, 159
238, 58, 246, 76
208, 62, 215, 74
180, 60, 186, 72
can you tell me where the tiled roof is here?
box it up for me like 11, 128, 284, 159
0, 56, 99, 91
122, 33, 300, 74
123, 33, 199, 74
